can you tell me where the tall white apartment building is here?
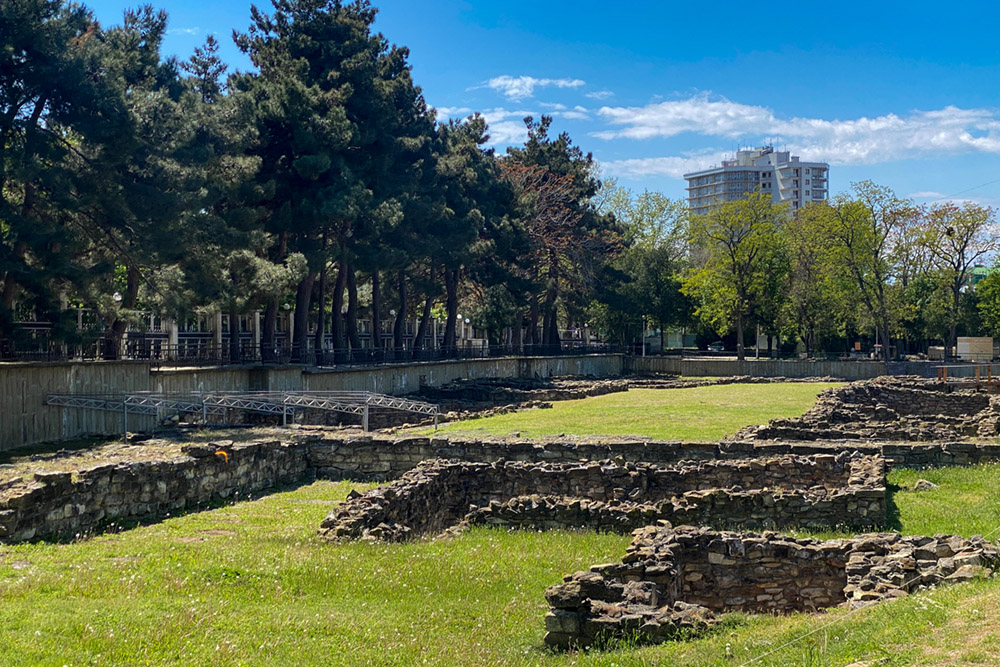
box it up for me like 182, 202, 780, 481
683, 146, 829, 216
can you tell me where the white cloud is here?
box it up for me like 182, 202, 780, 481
593, 93, 1000, 166
484, 120, 531, 145
434, 106, 472, 118
538, 102, 589, 121
595, 93, 775, 141
167, 27, 200, 36
909, 192, 1000, 208
484, 75, 585, 101
427, 106, 535, 144
477, 107, 537, 145
558, 105, 590, 121
585, 90, 614, 100
600, 151, 731, 179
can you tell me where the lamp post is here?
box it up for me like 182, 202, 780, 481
642, 315, 647, 357
282, 303, 292, 353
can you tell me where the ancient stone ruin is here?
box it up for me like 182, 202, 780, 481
0, 440, 310, 542
7, 373, 1000, 654
318, 453, 886, 541
735, 375, 1000, 442
544, 524, 1000, 648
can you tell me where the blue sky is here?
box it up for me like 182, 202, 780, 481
84, 0, 1000, 206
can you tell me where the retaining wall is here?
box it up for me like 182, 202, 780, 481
0, 354, 622, 450
0, 362, 151, 447
628, 356, 888, 379
304, 355, 623, 394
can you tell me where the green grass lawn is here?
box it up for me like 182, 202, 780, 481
428, 383, 842, 441
3, 464, 1000, 665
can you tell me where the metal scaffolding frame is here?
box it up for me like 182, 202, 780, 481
46, 390, 439, 437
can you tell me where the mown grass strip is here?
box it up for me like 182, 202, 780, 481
430, 383, 842, 441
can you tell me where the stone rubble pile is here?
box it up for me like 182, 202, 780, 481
544, 524, 1000, 649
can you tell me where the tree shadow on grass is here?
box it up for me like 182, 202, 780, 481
19, 478, 320, 545
883, 482, 904, 532
0, 437, 113, 466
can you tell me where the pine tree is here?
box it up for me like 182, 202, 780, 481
0, 0, 129, 352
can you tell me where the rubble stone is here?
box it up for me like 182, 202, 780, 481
544, 525, 1000, 648
735, 376, 1000, 442
318, 454, 887, 541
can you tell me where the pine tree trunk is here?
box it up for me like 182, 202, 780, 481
527, 297, 539, 348
314, 262, 327, 361
262, 298, 278, 362
542, 287, 559, 348
543, 253, 560, 348
371, 271, 382, 351
229, 303, 241, 363
330, 264, 346, 362
393, 270, 407, 353
106, 266, 141, 360
292, 273, 315, 364
346, 267, 361, 353
261, 231, 289, 362
443, 268, 458, 351
413, 292, 433, 356
0, 241, 26, 311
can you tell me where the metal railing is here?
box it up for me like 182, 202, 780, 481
5, 340, 623, 367
46, 390, 440, 434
